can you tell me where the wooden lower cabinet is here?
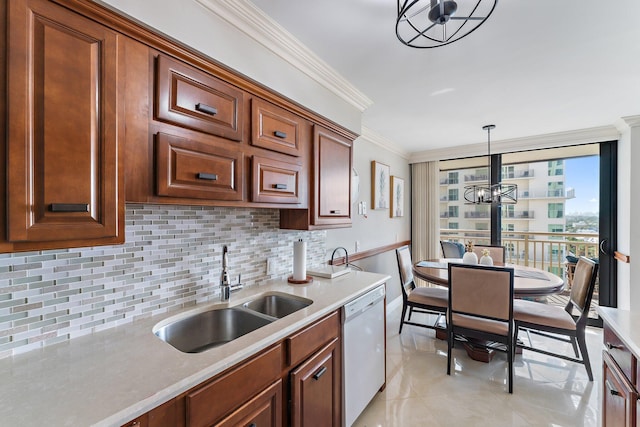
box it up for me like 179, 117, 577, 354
603, 351, 638, 427
215, 380, 282, 427
290, 338, 341, 427
121, 311, 341, 427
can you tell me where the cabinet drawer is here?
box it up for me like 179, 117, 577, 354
252, 156, 302, 204
604, 323, 637, 386
287, 311, 340, 367
155, 55, 244, 141
155, 132, 243, 201
186, 344, 282, 427
251, 98, 302, 156
603, 351, 638, 427
215, 379, 282, 427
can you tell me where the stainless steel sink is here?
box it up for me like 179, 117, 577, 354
154, 307, 273, 353
242, 292, 312, 319
154, 292, 313, 353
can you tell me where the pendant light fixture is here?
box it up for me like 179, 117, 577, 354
464, 124, 517, 205
396, 0, 498, 49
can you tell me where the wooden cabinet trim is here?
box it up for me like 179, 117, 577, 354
155, 132, 244, 201
215, 379, 282, 427
155, 55, 244, 141
251, 97, 302, 156
252, 155, 302, 204
604, 324, 638, 387
6, 0, 124, 246
290, 337, 341, 427
603, 350, 638, 427
287, 311, 340, 367
186, 344, 282, 427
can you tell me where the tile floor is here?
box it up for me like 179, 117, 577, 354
354, 305, 602, 426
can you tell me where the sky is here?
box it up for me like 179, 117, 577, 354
564, 155, 599, 215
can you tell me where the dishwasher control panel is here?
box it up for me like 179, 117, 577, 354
343, 285, 385, 319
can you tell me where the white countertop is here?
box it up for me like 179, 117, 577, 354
0, 270, 390, 427
598, 306, 640, 357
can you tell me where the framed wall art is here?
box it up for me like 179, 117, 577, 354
371, 161, 390, 209
390, 176, 404, 218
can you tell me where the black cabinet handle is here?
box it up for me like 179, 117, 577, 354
605, 379, 621, 396
329, 210, 341, 214
273, 184, 287, 190
50, 203, 89, 213
195, 103, 218, 116
197, 173, 218, 181
273, 130, 287, 139
313, 366, 327, 380
606, 342, 624, 350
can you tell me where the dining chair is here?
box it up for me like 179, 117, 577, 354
472, 244, 506, 263
447, 263, 515, 393
513, 256, 599, 381
440, 240, 465, 258
395, 245, 448, 334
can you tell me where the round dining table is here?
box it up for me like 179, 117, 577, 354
412, 259, 565, 362
413, 258, 565, 298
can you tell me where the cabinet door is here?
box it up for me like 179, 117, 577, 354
7, 0, 123, 243
312, 126, 352, 227
155, 54, 244, 141
156, 132, 244, 201
252, 156, 302, 204
251, 98, 302, 156
290, 337, 341, 427
215, 380, 282, 427
603, 351, 637, 427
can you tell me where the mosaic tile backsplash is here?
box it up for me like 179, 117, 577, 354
0, 204, 326, 358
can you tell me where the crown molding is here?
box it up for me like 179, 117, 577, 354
195, 0, 373, 112
408, 125, 621, 164
359, 127, 410, 159
616, 115, 640, 131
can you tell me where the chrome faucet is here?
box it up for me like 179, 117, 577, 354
331, 246, 349, 267
220, 245, 232, 301
220, 245, 242, 302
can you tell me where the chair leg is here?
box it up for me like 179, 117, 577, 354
408, 306, 414, 321
447, 328, 453, 376
399, 304, 408, 334
577, 330, 593, 381
570, 336, 580, 358
508, 339, 514, 394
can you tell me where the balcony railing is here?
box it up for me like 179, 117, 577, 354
502, 211, 534, 219
518, 189, 576, 199
439, 228, 599, 276
464, 211, 490, 219
463, 174, 489, 182
503, 169, 534, 179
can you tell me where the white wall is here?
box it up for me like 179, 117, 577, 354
326, 138, 411, 305
617, 116, 640, 310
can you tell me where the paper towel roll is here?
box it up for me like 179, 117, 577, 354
293, 239, 307, 280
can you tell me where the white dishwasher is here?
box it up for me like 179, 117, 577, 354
343, 284, 386, 426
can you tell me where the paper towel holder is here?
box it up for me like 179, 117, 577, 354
287, 275, 313, 284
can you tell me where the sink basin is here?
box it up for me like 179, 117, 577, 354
242, 292, 312, 319
154, 292, 313, 353
154, 307, 273, 353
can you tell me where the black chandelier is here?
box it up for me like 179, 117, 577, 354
464, 125, 517, 205
396, 0, 498, 49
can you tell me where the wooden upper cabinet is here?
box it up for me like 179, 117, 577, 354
251, 98, 302, 156
252, 156, 302, 204
312, 125, 352, 227
156, 132, 244, 201
155, 54, 244, 141
6, 0, 124, 244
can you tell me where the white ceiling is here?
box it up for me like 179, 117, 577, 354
248, 0, 640, 154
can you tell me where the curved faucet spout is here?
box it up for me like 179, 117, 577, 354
331, 246, 349, 267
